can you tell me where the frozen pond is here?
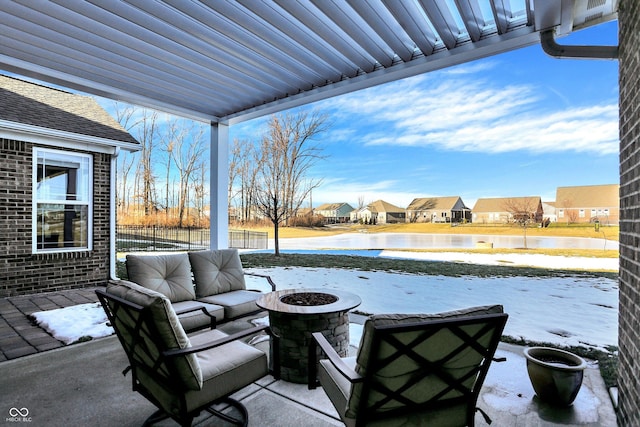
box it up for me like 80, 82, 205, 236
279, 232, 618, 250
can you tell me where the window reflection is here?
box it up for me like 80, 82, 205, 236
34, 149, 92, 251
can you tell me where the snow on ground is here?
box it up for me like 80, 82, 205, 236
31, 302, 113, 345
33, 252, 619, 350
380, 250, 619, 271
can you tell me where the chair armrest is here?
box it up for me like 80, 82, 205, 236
308, 331, 362, 389
163, 325, 275, 357
174, 306, 217, 330
244, 272, 277, 291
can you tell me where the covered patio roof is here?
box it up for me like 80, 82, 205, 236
0, 0, 618, 125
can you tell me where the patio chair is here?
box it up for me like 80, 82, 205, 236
97, 280, 277, 427
308, 305, 508, 427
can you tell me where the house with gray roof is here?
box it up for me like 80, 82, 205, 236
406, 196, 471, 223
0, 75, 139, 296
355, 200, 406, 224
314, 202, 354, 224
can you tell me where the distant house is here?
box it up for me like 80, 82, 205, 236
555, 184, 619, 225
0, 75, 139, 296
315, 202, 354, 224
472, 196, 543, 224
356, 200, 406, 224
542, 201, 557, 223
406, 196, 471, 223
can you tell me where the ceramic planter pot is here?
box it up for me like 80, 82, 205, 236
523, 347, 587, 406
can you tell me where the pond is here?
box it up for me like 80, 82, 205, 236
278, 232, 618, 250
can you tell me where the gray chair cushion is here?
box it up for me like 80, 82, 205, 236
184, 330, 268, 412
189, 249, 246, 297
172, 300, 225, 331
126, 253, 195, 303
348, 305, 504, 418
320, 355, 467, 427
106, 280, 203, 391
197, 290, 260, 319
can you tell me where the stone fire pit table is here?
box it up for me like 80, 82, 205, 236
256, 288, 361, 383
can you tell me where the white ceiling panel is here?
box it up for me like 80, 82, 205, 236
0, 0, 617, 124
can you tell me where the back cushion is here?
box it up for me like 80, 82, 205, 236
189, 249, 246, 297
126, 253, 195, 302
106, 280, 203, 391
347, 305, 504, 417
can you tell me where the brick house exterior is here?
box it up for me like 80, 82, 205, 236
0, 76, 138, 296
618, 1, 640, 424
555, 184, 619, 225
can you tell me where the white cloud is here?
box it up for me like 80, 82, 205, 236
322, 74, 618, 155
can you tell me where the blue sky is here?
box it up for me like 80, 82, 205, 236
231, 20, 619, 210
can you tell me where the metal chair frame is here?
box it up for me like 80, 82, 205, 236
309, 313, 508, 426
97, 289, 279, 427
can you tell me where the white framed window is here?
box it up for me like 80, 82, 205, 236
591, 209, 597, 216
559, 209, 564, 218
579, 209, 585, 218
32, 147, 93, 253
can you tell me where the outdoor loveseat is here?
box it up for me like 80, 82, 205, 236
111, 249, 276, 332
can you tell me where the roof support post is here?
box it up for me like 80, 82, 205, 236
210, 122, 229, 249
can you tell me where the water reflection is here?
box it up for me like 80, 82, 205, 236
279, 232, 618, 250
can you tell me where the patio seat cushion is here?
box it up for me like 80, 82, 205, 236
318, 358, 466, 427
183, 329, 268, 412
106, 280, 203, 391
172, 300, 225, 331
126, 253, 195, 303
197, 291, 261, 319
347, 304, 504, 419
189, 249, 247, 297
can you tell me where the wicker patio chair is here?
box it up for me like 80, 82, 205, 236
97, 280, 277, 426
308, 305, 508, 426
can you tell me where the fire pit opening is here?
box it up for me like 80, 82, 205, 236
280, 292, 338, 306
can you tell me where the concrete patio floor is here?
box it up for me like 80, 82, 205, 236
0, 288, 618, 426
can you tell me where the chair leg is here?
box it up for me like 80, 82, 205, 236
205, 397, 249, 427
142, 408, 171, 426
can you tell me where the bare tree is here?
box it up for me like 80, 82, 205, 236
502, 197, 540, 249
169, 121, 208, 227
113, 103, 139, 219
255, 111, 328, 255
558, 198, 578, 224
132, 109, 160, 218
192, 161, 208, 227
407, 198, 437, 223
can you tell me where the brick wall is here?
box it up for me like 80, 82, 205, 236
0, 138, 111, 296
618, 0, 640, 424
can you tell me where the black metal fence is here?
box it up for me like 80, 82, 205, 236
116, 226, 268, 252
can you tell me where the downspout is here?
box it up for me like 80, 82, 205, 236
540, 29, 618, 59
109, 147, 120, 280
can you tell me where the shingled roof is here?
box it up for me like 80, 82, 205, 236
556, 184, 619, 208
0, 75, 138, 145
366, 200, 405, 213
407, 196, 467, 211
473, 196, 542, 212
